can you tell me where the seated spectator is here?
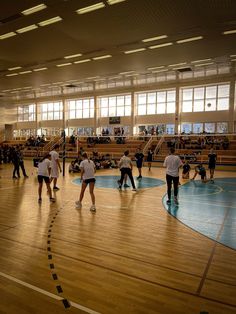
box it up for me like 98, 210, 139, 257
69, 159, 81, 173
222, 136, 229, 150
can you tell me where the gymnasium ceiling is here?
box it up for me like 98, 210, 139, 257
0, 0, 236, 96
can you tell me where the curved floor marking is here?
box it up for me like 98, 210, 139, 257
163, 178, 236, 250
72, 175, 165, 190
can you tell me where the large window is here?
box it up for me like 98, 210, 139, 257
40, 101, 63, 120
181, 83, 230, 112
68, 98, 94, 119
137, 89, 176, 115
98, 94, 131, 117
17, 104, 35, 122
181, 122, 228, 134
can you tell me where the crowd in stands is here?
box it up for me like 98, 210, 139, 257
167, 135, 229, 150
25, 135, 46, 147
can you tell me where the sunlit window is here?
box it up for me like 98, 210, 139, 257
68, 98, 94, 119
181, 83, 230, 112
137, 89, 176, 115
40, 101, 63, 120
98, 94, 131, 117
17, 104, 36, 122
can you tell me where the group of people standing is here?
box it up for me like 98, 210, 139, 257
36, 142, 217, 211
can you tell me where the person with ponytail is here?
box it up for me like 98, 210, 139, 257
37, 154, 55, 203
75, 152, 96, 212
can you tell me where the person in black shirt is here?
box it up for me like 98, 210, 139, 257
135, 148, 144, 179
147, 148, 154, 171
191, 164, 207, 182
208, 148, 217, 182
182, 160, 190, 179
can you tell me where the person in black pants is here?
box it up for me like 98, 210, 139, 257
163, 147, 183, 205
12, 147, 20, 179
18, 147, 28, 178
118, 150, 136, 191
208, 148, 217, 182
135, 148, 144, 179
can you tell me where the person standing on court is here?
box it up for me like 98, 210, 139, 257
118, 150, 136, 191
75, 152, 96, 212
147, 147, 154, 171
50, 144, 62, 190
163, 147, 183, 205
208, 148, 217, 182
135, 148, 144, 179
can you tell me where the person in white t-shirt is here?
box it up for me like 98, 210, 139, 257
163, 147, 183, 205
117, 150, 136, 191
50, 144, 62, 191
37, 154, 55, 203
75, 152, 96, 212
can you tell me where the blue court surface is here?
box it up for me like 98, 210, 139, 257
72, 175, 165, 190
163, 178, 236, 250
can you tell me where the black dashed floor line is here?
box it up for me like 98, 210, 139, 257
46, 206, 71, 309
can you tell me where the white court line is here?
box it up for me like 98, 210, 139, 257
0, 271, 100, 314
179, 199, 236, 209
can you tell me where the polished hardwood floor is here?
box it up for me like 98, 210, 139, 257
0, 160, 236, 314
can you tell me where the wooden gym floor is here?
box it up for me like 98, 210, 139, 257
0, 160, 236, 314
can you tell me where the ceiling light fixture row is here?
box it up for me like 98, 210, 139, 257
76, 0, 126, 14
0, 16, 62, 40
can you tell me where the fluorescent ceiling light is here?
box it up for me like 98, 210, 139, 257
56, 62, 72, 67
107, 0, 126, 5
223, 29, 236, 35
38, 16, 62, 27
76, 2, 105, 14
6, 73, 18, 77
22, 4, 47, 15
148, 42, 173, 49
93, 55, 112, 60
147, 66, 165, 71
8, 66, 22, 71
0, 32, 16, 40
40, 83, 51, 86
33, 67, 48, 72
86, 76, 100, 80
74, 59, 91, 64
168, 62, 187, 67
230, 54, 236, 58
52, 82, 63, 85
108, 76, 121, 80
64, 53, 82, 59
142, 35, 167, 42
124, 48, 146, 54
176, 36, 203, 44
231, 59, 236, 62
191, 58, 211, 63
125, 74, 138, 77
119, 71, 135, 75
194, 62, 214, 67
22, 86, 32, 89
16, 24, 38, 34
19, 70, 32, 74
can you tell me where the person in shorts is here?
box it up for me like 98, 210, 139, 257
50, 144, 62, 191
37, 154, 55, 203
75, 152, 96, 212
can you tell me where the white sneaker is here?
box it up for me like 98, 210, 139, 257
75, 201, 82, 209
132, 188, 137, 191
90, 205, 96, 212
